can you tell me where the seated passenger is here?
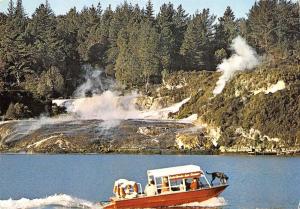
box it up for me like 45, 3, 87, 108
161, 177, 169, 193
190, 178, 199, 191
144, 180, 157, 196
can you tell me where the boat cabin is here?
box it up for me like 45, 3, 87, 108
147, 165, 211, 194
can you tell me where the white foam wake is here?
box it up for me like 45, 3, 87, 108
0, 194, 101, 209
178, 197, 227, 207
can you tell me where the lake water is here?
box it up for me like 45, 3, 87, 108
0, 154, 299, 209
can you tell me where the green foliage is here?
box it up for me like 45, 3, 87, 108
214, 6, 238, 61
180, 9, 216, 70
138, 20, 160, 91
157, 3, 176, 72
247, 0, 299, 66
37, 67, 64, 97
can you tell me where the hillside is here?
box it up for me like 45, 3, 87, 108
146, 66, 300, 154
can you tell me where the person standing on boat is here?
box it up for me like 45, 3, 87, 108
144, 180, 157, 196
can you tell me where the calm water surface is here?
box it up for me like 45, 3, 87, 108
0, 154, 299, 209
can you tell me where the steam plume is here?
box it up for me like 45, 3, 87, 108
74, 66, 114, 97
213, 36, 260, 95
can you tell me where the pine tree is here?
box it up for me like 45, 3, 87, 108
173, 4, 189, 70
138, 20, 160, 91
96, 2, 102, 16
106, 2, 135, 75
157, 3, 176, 72
145, 0, 154, 22
7, 0, 14, 20
56, 7, 82, 95
0, 0, 32, 87
180, 9, 216, 70
214, 6, 238, 65
215, 6, 238, 51
247, 0, 299, 65
37, 66, 64, 97
247, 0, 278, 53
115, 28, 131, 87
28, 2, 59, 71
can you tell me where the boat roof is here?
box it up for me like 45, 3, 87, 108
147, 165, 203, 178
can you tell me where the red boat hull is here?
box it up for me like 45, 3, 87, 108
103, 185, 228, 209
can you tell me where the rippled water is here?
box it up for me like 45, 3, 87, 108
0, 154, 299, 209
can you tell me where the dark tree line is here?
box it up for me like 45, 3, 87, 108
0, 0, 299, 99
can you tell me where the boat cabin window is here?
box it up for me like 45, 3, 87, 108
169, 179, 185, 191
153, 176, 169, 193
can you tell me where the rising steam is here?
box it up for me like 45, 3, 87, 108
74, 65, 114, 97
213, 36, 260, 95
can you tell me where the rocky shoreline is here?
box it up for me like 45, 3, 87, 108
0, 119, 298, 156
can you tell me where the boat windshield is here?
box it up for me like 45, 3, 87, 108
147, 166, 213, 194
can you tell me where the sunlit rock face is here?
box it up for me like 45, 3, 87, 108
175, 133, 202, 150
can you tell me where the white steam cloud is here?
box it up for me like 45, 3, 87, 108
213, 36, 260, 95
66, 91, 140, 121
74, 66, 114, 97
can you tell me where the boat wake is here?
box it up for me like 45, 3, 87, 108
0, 194, 102, 209
0, 195, 226, 209
177, 197, 227, 208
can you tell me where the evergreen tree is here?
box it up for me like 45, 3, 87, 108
145, 0, 154, 22
157, 3, 176, 72
138, 20, 160, 91
7, 0, 14, 20
27, 2, 59, 72
106, 2, 135, 75
77, 5, 101, 62
0, 0, 31, 88
214, 6, 238, 57
15, 0, 26, 23
247, 0, 278, 53
247, 0, 299, 65
173, 5, 189, 70
180, 9, 216, 70
56, 7, 82, 95
37, 66, 64, 97
96, 2, 102, 16
115, 28, 132, 87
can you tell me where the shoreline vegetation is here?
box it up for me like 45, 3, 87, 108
0, 0, 299, 155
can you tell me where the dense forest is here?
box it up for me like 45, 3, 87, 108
0, 0, 299, 118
